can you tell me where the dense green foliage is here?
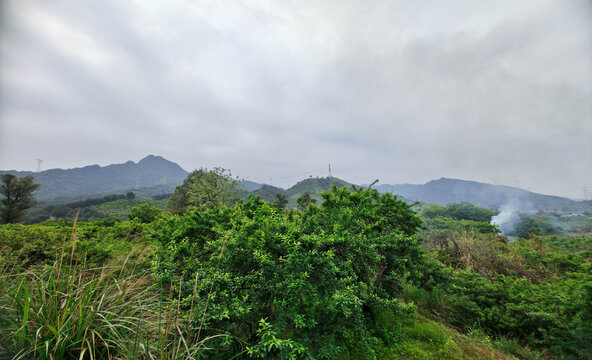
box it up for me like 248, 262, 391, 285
1, 180, 590, 359
0, 174, 40, 224
296, 192, 317, 210
419, 202, 497, 223
24, 193, 129, 223
273, 193, 288, 211
128, 203, 163, 223
22, 195, 167, 224
153, 186, 443, 359
511, 213, 561, 238
168, 168, 240, 214
412, 210, 592, 359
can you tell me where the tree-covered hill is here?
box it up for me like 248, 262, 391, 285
284, 176, 352, 207
0, 155, 188, 202
245, 177, 352, 208
247, 184, 287, 203
4, 155, 589, 213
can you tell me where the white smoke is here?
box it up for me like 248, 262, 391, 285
491, 202, 521, 235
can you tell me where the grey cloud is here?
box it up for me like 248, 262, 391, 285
1, 0, 590, 197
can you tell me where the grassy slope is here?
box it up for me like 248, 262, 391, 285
90, 198, 168, 220
393, 316, 519, 360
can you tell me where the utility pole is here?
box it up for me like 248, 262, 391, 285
36, 159, 44, 172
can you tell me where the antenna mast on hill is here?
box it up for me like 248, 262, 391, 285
36, 159, 44, 172
328, 164, 332, 179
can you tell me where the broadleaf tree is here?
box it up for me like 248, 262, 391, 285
0, 174, 41, 224
168, 167, 240, 214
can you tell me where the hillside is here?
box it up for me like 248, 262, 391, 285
3, 154, 588, 213
0, 155, 188, 202
248, 184, 287, 203
246, 177, 352, 208
285, 177, 352, 206
375, 178, 592, 212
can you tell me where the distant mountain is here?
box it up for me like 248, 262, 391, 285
286, 177, 352, 198
0, 155, 188, 202
249, 184, 287, 203
375, 178, 591, 212
4, 155, 587, 213
239, 180, 264, 192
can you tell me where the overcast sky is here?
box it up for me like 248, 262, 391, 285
1, 0, 591, 198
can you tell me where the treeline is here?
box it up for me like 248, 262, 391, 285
24, 192, 136, 223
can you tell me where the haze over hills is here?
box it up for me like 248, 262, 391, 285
1, 155, 590, 212
375, 178, 592, 212
0, 155, 188, 202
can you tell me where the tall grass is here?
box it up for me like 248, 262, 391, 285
0, 214, 234, 359
0, 213, 153, 359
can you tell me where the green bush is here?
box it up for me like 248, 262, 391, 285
420, 203, 497, 223
444, 270, 592, 359
128, 203, 163, 223
153, 186, 445, 359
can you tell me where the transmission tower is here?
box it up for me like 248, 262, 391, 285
328, 164, 332, 179
582, 186, 591, 201
36, 159, 44, 172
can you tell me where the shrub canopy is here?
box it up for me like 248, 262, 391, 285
153, 186, 444, 358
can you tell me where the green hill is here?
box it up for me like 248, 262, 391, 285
0, 155, 188, 203
246, 177, 352, 208
284, 177, 352, 207
248, 184, 287, 203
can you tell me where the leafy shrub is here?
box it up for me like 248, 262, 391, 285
511, 213, 560, 238
129, 203, 163, 223
153, 186, 445, 359
420, 203, 497, 223
444, 270, 592, 359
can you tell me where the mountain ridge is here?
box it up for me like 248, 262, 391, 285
2, 157, 590, 212
0, 155, 188, 202
374, 177, 591, 211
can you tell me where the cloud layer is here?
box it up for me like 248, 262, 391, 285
1, 0, 591, 198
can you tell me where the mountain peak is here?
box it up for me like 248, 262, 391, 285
0, 156, 189, 202
376, 178, 589, 212
138, 155, 166, 164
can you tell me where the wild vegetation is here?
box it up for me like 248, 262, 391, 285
1, 174, 40, 224
0, 169, 590, 359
